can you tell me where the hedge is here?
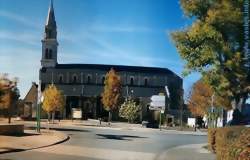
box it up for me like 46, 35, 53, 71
208, 126, 250, 160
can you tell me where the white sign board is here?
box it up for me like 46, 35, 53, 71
151, 95, 165, 102
72, 108, 82, 119
150, 101, 165, 107
150, 95, 165, 111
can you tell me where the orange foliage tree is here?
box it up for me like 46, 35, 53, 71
188, 80, 231, 117
101, 68, 122, 123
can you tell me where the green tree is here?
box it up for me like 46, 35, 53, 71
172, 0, 249, 110
119, 98, 141, 123
42, 84, 65, 123
101, 68, 122, 124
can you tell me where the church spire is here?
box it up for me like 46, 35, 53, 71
44, 0, 57, 39
41, 0, 58, 68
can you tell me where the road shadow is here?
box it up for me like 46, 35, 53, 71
96, 134, 147, 141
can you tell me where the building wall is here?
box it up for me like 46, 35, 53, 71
39, 67, 183, 119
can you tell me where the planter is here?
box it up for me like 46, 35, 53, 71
0, 124, 24, 135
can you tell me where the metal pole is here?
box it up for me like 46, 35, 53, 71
159, 110, 162, 131
37, 103, 41, 133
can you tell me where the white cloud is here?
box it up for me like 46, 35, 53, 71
90, 25, 153, 33
0, 10, 41, 29
0, 30, 41, 46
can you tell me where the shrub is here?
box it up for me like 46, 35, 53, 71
213, 126, 250, 160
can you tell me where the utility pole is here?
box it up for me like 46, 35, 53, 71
180, 89, 184, 130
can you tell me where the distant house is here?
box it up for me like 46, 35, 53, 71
23, 82, 38, 119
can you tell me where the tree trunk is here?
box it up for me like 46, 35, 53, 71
52, 112, 55, 124
8, 107, 11, 124
48, 112, 51, 123
108, 111, 112, 126
231, 97, 245, 111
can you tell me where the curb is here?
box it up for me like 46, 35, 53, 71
0, 130, 70, 154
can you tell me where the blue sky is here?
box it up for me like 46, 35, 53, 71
0, 0, 200, 98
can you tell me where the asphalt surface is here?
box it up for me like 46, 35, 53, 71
0, 125, 207, 160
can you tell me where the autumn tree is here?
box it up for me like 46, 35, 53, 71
101, 68, 122, 124
42, 84, 65, 123
0, 75, 20, 123
172, 0, 249, 111
188, 79, 232, 128
119, 98, 141, 123
188, 80, 231, 118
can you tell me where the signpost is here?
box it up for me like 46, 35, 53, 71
149, 95, 165, 130
37, 95, 43, 133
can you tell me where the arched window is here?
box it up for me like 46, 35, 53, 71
144, 78, 148, 86
72, 75, 77, 83
102, 76, 105, 84
45, 48, 49, 59
48, 30, 52, 38
58, 75, 63, 83
87, 75, 91, 84
49, 49, 53, 59
130, 77, 134, 85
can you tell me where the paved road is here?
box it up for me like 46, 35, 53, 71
0, 125, 207, 160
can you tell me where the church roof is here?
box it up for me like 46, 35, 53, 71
54, 63, 178, 76
46, 0, 56, 28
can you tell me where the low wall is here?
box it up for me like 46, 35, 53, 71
0, 124, 24, 135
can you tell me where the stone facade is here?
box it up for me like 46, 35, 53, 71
39, 1, 183, 121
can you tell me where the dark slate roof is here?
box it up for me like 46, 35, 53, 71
54, 63, 176, 75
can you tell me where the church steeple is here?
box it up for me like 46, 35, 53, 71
41, 0, 58, 68
45, 0, 57, 39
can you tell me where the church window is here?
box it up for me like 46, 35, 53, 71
48, 30, 52, 38
87, 75, 91, 84
49, 49, 53, 59
130, 77, 134, 85
102, 76, 105, 84
144, 78, 148, 86
72, 75, 78, 83
58, 75, 63, 83
45, 48, 49, 59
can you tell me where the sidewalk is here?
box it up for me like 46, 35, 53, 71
0, 129, 68, 154
156, 143, 216, 160
23, 119, 207, 135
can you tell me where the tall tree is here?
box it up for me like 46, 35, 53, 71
42, 84, 65, 123
172, 0, 249, 110
101, 68, 122, 124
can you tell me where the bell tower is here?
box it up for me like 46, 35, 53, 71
41, 0, 58, 68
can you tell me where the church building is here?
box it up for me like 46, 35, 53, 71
39, 1, 183, 121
